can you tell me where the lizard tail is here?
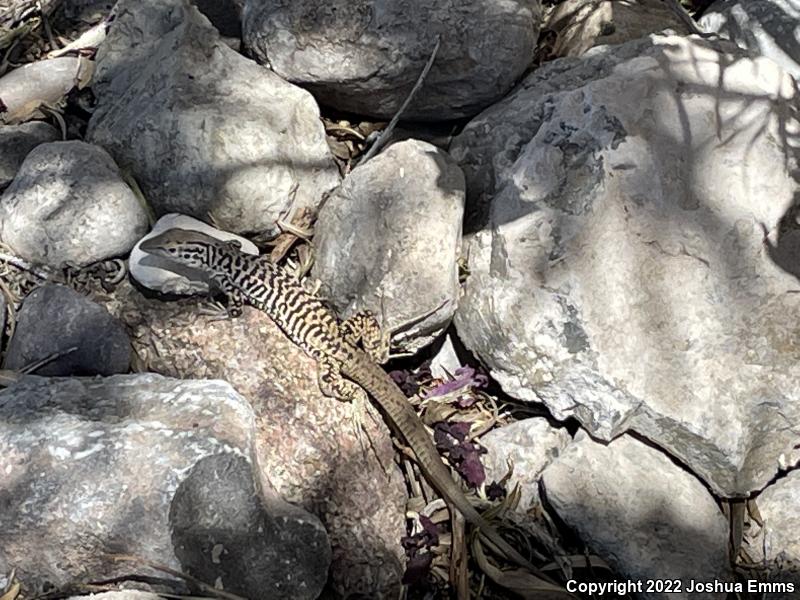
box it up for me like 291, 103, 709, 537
345, 356, 550, 576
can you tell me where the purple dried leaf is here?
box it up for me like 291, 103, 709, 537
434, 420, 471, 442
418, 514, 440, 544
424, 377, 470, 398
473, 372, 489, 388
433, 426, 456, 451
486, 481, 506, 501
454, 365, 476, 378
458, 451, 486, 487
389, 369, 409, 385
402, 552, 434, 585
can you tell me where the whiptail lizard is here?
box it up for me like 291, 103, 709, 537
140, 228, 548, 578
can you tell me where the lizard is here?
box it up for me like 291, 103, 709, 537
139, 227, 555, 582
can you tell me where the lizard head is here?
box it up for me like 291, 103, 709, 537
139, 228, 242, 269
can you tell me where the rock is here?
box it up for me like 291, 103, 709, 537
101, 281, 407, 598
0, 293, 5, 340
3, 284, 131, 376
171, 453, 330, 599
482, 418, 571, 512
744, 471, 800, 598
700, 0, 800, 80
192, 0, 243, 38
0, 374, 330, 599
67, 593, 163, 600
0, 141, 149, 268
312, 140, 465, 352
242, 0, 543, 121
452, 34, 800, 496
541, 432, 733, 598
88, 0, 340, 237
0, 58, 94, 125
0, 122, 59, 190
429, 333, 462, 380
61, 1, 116, 21
543, 0, 691, 58
130, 214, 260, 295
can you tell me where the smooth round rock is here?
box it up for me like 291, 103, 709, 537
0, 140, 149, 268
242, 0, 542, 120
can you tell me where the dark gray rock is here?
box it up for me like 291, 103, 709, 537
700, 0, 800, 79
171, 453, 331, 599
0, 141, 149, 268
0, 122, 60, 190
242, 0, 543, 121
3, 284, 131, 376
88, 0, 339, 237
0, 374, 330, 599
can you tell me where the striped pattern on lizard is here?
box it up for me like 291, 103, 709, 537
139, 227, 549, 579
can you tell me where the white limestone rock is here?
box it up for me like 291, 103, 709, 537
0, 374, 330, 599
700, 0, 800, 80
88, 0, 340, 237
130, 213, 259, 295
242, 0, 542, 121
0, 140, 149, 267
452, 34, 800, 496
745, 471, 800, 598
312, 140, 465, 352
482, 417, 572, 511
542, 432, 734, 599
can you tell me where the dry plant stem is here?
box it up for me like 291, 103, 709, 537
449, 510, 469, 598
0, 252, 51, 280
20, 345, 77, 373
361, 35, 441, 162
107, 554, 248, 600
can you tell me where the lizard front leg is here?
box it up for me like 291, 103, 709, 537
215, 277, 246, 317
316, 354, 376, 453
340, 311, 390, 364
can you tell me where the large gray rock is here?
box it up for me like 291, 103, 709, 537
700, 0, 800, 80
542, 432, 733, 599
543, 0, 692, 58
0, 374, 330, 599
452, 34, 800, 496
242, 0, 542, 121
312, 140, 465, 352
67, 593, 162, 600
0, 141, 149, 268
0, 122, 59, 190
744, 471, 800, 598
103, 281, 407, 598
4, 284, 131, 376
88, 0, 340, 236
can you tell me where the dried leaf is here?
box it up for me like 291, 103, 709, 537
401, 551, 433, 586
472, 540, 576, 599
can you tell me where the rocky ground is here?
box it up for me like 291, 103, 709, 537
1, 0, 800, 599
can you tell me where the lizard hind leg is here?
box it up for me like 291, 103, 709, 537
316, 355, 382, 458
340, 310, 390, 364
